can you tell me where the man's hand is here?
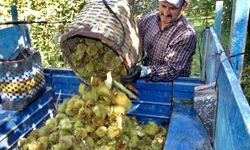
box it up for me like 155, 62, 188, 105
121, 65, 142, 84
121, 65, 150, 84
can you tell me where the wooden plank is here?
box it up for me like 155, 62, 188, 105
164, 102, 212, 150
172, 77, 203, 84
215, 51, 250, 150
204, 27, 250, 149
214, 1, 224, 39
128, 101, 171, 118
173, 92, 195, 100
134, 80, 172, 91
0, 25, 30, 60
229, 0, 250, 78
0, 89, 54, 149
44, 68, 76, 76
47, 68, 203, 101
135, 90, 172, 103
11, 5, 18, 21
205, 27, 222, 84
201, 28, 210, 81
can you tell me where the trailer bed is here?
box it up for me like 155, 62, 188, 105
0, 68, 212, 150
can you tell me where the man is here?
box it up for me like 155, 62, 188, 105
121, 0, 196, 83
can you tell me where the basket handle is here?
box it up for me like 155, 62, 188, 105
102, 0, 126, 51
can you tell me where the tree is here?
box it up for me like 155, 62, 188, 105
1, 0, 215, 68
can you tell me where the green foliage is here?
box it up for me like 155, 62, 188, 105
186, 0, 215, 76
185, 0, 215, 27
0, 0, 228, 77
221, 0, 232, 28
130, 0, 159, 18
0, 0, 89, 68
220, 0, 232, 50
130, 0, 216, 25
242, 58, 250, 101
242, 21, 250, 102
0, 0, 215, 71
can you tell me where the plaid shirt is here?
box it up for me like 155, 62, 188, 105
138, 11, 197, 81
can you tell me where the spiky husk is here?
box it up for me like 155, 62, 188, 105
68, 38, 126, 83
45, 118, 57, 131
20, 81, 167, 149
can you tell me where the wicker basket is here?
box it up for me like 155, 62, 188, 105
60, 0, 141, 82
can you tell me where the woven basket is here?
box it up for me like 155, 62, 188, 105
0, 49, 45, 111
60, 0, 141, 82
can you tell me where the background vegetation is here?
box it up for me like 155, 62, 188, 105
1, 0, 89, 67
0, 0, 249, 101
0, 0, 215, 70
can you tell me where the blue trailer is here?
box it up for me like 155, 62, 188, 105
0, 1, 250, 150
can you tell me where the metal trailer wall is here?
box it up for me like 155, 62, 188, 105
202, 1, 250, 149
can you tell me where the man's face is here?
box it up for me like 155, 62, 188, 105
159, 2, 185, 25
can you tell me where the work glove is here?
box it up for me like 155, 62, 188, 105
121, 65, 150, 84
